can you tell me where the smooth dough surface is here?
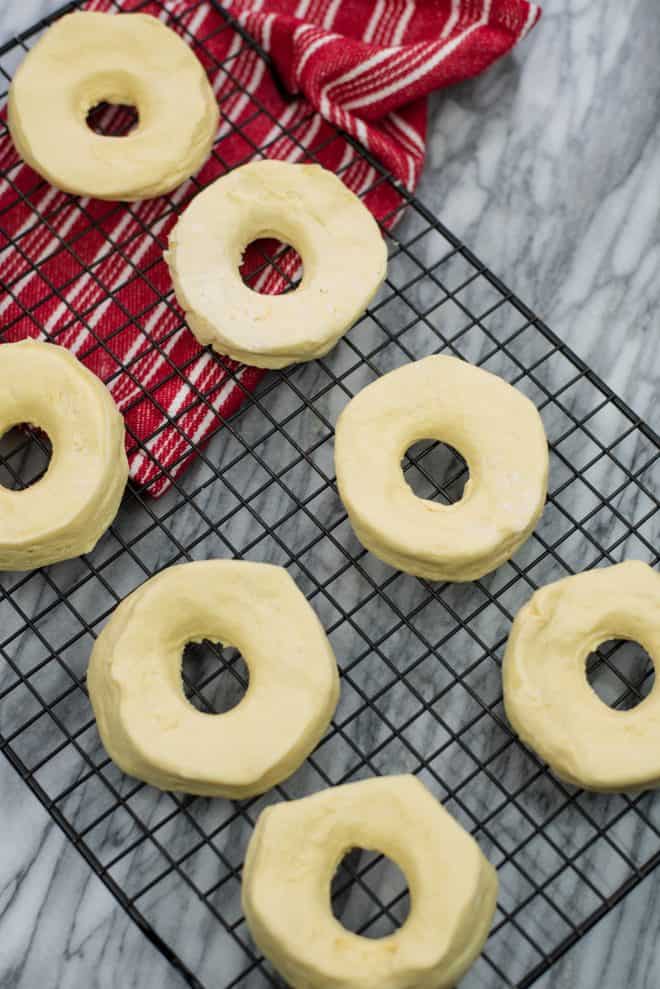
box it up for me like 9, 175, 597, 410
8, 12, 219, 201
166, 160, 387, 368
0, 340, 128, 571
242, 775, 498, 989
334, 355, 548, 582
87, 560, 340, 797
503, 561, 660, 791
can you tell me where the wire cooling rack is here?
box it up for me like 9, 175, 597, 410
1, 2, 659, 988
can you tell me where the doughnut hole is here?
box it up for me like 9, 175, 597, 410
0, 425, 52, 490
331, 848, 410, 938
404, 439, 468, 505
586, 639, 655, 711
182, 640, 249, 715
240, 238, 304, 295
86, 101, 139, 136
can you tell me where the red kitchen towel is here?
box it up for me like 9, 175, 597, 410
0, 0, 540, 496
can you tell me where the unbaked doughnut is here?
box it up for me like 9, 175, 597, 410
87, 560, 340, 797
165, 160, 387, 368
0, 340, 128, 571
8, 12, 219, 201
503, 561, 660, 791
334, 355, 548, 582
243, 775, 497, 989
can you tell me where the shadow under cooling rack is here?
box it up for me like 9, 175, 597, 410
0, 2, 659, 988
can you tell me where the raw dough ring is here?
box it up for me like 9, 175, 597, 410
503, 561, 660, 791
8, 12, 219, 201
166, 160, 387, 368
334, 355, 548, 582
0, 340, 128, 571
243, 775, 498, 989
87, 560, 340, 797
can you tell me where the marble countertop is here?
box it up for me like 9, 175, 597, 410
1, 1, 659, 987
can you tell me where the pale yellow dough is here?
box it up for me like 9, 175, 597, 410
503, 561, 660, 791
87, 560, 340, 797
334, 355, 548, 582
8, 12, 219, 201
165, 160, 387, 368
242, 775, 498, 989
0, 340, 128, 571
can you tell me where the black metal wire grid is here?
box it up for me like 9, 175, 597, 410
0, 2, 659, 987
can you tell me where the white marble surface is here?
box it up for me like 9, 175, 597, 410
0, 1, 659, 988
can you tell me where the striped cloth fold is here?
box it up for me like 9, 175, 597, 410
0, 0, 540, 496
